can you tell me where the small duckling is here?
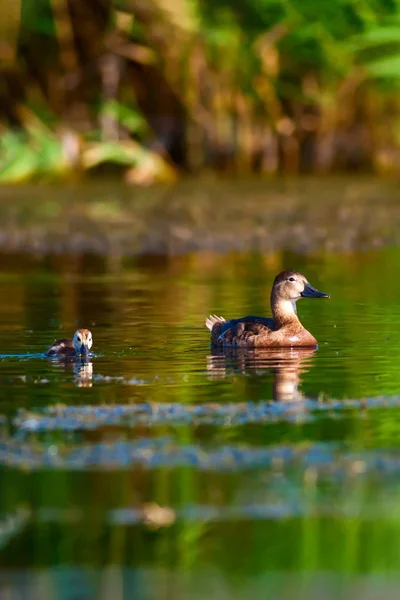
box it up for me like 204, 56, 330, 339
45, 329, 93, 358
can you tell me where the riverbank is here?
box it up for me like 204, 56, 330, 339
1, 177, 400, 256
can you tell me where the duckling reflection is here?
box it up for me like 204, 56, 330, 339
73, 359, 93, 388
207, 347, 316, 401
48, 357, 94, 388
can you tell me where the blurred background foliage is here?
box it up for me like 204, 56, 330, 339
2, 0, 400, 182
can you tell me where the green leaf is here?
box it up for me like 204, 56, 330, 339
365, 54, 400, 78
0, 144, 38, 182
82, 141, 145, 169
351, 26, 400, 49
101, 101, 147, 135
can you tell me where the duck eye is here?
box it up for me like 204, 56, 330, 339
288, 277, 296, 282
77, 336, 81, 342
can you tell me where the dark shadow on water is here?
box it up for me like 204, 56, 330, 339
207, 348, 317, 401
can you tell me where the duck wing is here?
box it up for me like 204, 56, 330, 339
208, 315, 274, 347
45, 339, 75, 357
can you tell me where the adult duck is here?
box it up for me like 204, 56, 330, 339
45, 329, 93, 357
206, 270, 329, 348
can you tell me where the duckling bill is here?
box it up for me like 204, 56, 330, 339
206, 270, 329, 348
45, 329, 93, 357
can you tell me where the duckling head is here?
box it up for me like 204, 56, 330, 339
73, 329, 93, 355
273, 270, 329, 309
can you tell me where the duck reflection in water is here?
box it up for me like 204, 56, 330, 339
207, 347, 316, 402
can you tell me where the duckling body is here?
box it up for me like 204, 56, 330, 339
206, 270, 329, 348
46, 329, 93, 357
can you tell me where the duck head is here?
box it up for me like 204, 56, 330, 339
73, 329, 93, 356
271, 270, 329, 316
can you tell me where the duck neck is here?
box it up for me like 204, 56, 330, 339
271, 291, 301, 328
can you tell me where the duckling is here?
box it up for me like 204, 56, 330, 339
206, 270, 329, 348
45, 329, 93, 358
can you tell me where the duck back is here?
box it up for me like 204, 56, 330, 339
208, 315, 275, 347
46, 339, 76, 357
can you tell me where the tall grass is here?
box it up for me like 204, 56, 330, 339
2, 0, 400, 182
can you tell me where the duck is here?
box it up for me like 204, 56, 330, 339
206, 270, 329, 348
45, 329, 93, 358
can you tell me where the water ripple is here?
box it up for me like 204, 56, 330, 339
1, 437, 400, 476
12, 395, 400, 431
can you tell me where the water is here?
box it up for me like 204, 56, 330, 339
1, 248, 400, 598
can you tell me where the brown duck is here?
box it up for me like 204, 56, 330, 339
45, 329, 93, 357
206, 270, 329, 348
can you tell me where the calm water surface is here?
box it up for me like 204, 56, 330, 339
1, 249, 400, 599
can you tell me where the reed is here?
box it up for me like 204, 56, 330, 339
1, 0, 400, 182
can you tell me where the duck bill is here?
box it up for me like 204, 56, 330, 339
80, 344, 89, 355
301, 283, 330, 299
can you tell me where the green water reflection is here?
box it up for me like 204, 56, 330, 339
1, 249, 400, 598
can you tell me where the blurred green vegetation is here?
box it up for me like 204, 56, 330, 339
2, 0, 400, 182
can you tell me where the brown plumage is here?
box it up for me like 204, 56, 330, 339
45, 329, 93, 357
206, 270, 329, 348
